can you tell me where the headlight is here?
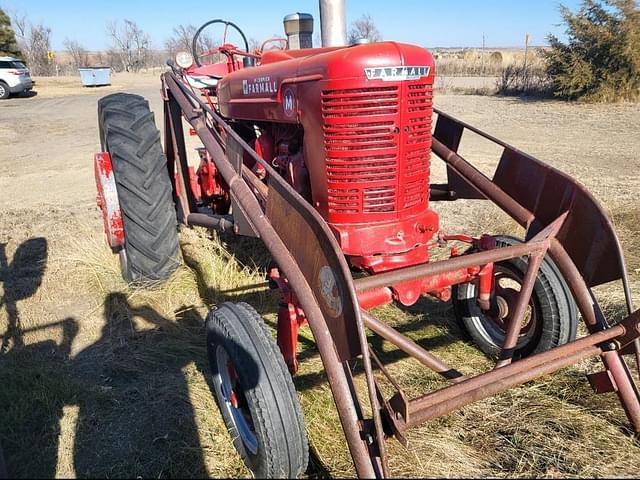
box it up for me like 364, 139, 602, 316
176, 51, 194, 69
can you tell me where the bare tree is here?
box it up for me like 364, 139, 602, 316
248, 37, 261, 52
106, 19, 151, 72
165, 23, 223, 64
63, 38, 89, 70
165, 24, 197, 58
104, 48, 123, 71
12, 12, 54, 75
11, 12, 26, 39
347, 14, 382, 44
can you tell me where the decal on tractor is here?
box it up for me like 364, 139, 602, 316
242, 76, 278, 95
282, 88, 296, 118
318, 265, 343, 318
365, 65, 431, 81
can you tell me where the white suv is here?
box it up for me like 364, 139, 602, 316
0, 57, 34, 99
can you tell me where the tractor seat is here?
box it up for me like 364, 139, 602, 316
185, 75, 218, 89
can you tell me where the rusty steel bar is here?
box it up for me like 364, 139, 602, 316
164, 95, 195, 220
186, 213, 234, 233
635, 339, 640, 379
548, 240, 603, 329
361, 310, 465, 383
404, 347, 640, 431
435, 109, 635, 315
163, 73, 378, 477
354, 240, 547, 293
404, 312, 639, 420
241, 165, 269, 205
600, 350, 640, 431
403, 346, 599, 429
431, 138, 534, 227
431, 135, 603, 331
495, 252, 545, 368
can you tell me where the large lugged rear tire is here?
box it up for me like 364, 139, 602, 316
98, 93, 179, 283
206, 303, 308, 478
452, 236, 577, 359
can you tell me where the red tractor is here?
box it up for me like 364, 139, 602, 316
94, 11, 640, 479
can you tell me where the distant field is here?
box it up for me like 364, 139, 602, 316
0, 73, 639, 478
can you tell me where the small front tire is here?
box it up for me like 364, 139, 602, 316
206, 302, 308, 478
452, 236, 577, 359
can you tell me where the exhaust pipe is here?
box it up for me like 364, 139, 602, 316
283, 13, 314, 50
319, 0, 346, 47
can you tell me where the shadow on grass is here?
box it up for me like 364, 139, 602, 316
70, 292, 212, 478
0, 317, 77, 478
180, 231, 274, 315
0, 292, 212, 478
0, 238, 48, 353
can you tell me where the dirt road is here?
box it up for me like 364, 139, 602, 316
1, 73, 639, 478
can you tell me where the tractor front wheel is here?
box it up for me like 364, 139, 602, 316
97, 93, 179, 283
452, 235, 577, 359
206, 302, 308, 478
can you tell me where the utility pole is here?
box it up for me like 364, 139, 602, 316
482, 33, 486, 75
523, 33, 531, 90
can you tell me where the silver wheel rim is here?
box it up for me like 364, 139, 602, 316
0, 85, 6, 96
460, 282, 537, 349
213, 345, 258, 455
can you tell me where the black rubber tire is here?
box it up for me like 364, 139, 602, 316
0, 444, 7, 479
206, 302, 308, 478
0, 82, 10, 99
98, 93, 179, 283
452, 235, 577, 359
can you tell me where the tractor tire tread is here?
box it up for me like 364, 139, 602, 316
98, 93, 179, 282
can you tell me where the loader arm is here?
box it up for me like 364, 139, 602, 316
433, 109, 635, 318
160, 71, 640, 478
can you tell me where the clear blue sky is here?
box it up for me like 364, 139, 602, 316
3, 0, 581, 51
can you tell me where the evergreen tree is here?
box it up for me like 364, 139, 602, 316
544, 0, 640, 101
0, 8, 21, 58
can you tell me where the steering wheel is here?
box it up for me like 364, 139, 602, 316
192, 19, 249, 71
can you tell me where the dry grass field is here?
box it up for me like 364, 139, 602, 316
0, 72, 639, 478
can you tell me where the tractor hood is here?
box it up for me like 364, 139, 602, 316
216, 41, 436, 122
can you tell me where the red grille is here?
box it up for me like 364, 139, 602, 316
322, 83, 432, 217
403, 83, 432, 209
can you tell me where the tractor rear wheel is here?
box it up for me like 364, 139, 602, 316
452, 235, 577, 359
206, 302, 308, 478
98, 93, 179, 283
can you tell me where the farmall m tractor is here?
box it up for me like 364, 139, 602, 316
94, 6, 640, 478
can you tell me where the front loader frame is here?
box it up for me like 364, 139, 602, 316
161, 71, 640, 478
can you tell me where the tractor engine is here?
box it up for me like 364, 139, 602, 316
216, 42, 439, 274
